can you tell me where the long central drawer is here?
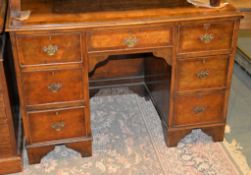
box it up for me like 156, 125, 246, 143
87, 25, 172, 52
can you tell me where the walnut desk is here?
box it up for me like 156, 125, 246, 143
7, 0, 243, 164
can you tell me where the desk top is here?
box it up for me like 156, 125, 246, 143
7, 0, 243, 31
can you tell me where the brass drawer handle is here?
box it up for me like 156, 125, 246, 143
48, 83, 62, 93
197, 70, 209, 79
51, 121, 65, 132
200, 33, 214, 44
193, 106, 206, 114
43, 44, 58, 56
124, 37, 138, 48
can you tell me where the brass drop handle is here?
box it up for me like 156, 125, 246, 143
43, 44, 58, 56
197, 70, 209, 79
124, 36, 138, 48
51, 121, 65, 132
200, 33, 214, 44
48, 83, 62, 93
193, 106, 206, 114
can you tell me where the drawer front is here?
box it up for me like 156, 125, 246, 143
178, 21, 234, 53
22, 69, 84, 106
16, 33, 82, 66
174, 91, 225, 126
176, 56, 229, 91
27, 107, 87, 143
88, 26, 171, 52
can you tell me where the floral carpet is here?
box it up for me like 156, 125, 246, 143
14, 87, 246, 175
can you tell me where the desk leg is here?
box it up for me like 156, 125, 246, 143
26, 140, 92, 164
166, 125, 225, 147
66, 140, 92, 157
27, 145, 55, 164
202, 125, 225, 142
166, 129, 191, 147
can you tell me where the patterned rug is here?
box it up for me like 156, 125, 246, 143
14, 87, 246, 175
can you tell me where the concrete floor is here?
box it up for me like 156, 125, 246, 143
226, 63, 251, 167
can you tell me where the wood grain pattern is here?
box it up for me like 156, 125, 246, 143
0, 33, 22, 173
0, 124, 12, 157
0, 48, 16, 158
16, 32, 82, 66
174, 91, 225, 126
7, 0, 242, 31
178, 21, 234, 53
166, 124, 225, 146
26, 145, 55, 164
7, 0, 242, 164
0, 156, 22, 174
22, 68, 84, 106
27, 107, 87, 143
0, 0, 7, 34
88, 26, 171, 52
176, 55, 229, 91
0, 94, 6, 120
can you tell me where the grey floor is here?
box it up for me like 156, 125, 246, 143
226, 63, 251, 167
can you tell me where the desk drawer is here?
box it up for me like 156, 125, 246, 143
178, 21, 234, 53
176, 55, 229, 91
88, 26, 172, 52
27, 107, 87, 143
22, 69, 84, 106
173, 91, 225, 126
16, 33, 82, 66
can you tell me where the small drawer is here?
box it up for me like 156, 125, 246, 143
22, 69, 84, 106
176, 55, 229, 91
16, 33, 82, 66
88, 26, 172, 52
178, 21, 234, 53
173, 91, 225, 126
27, 107, 87, 143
